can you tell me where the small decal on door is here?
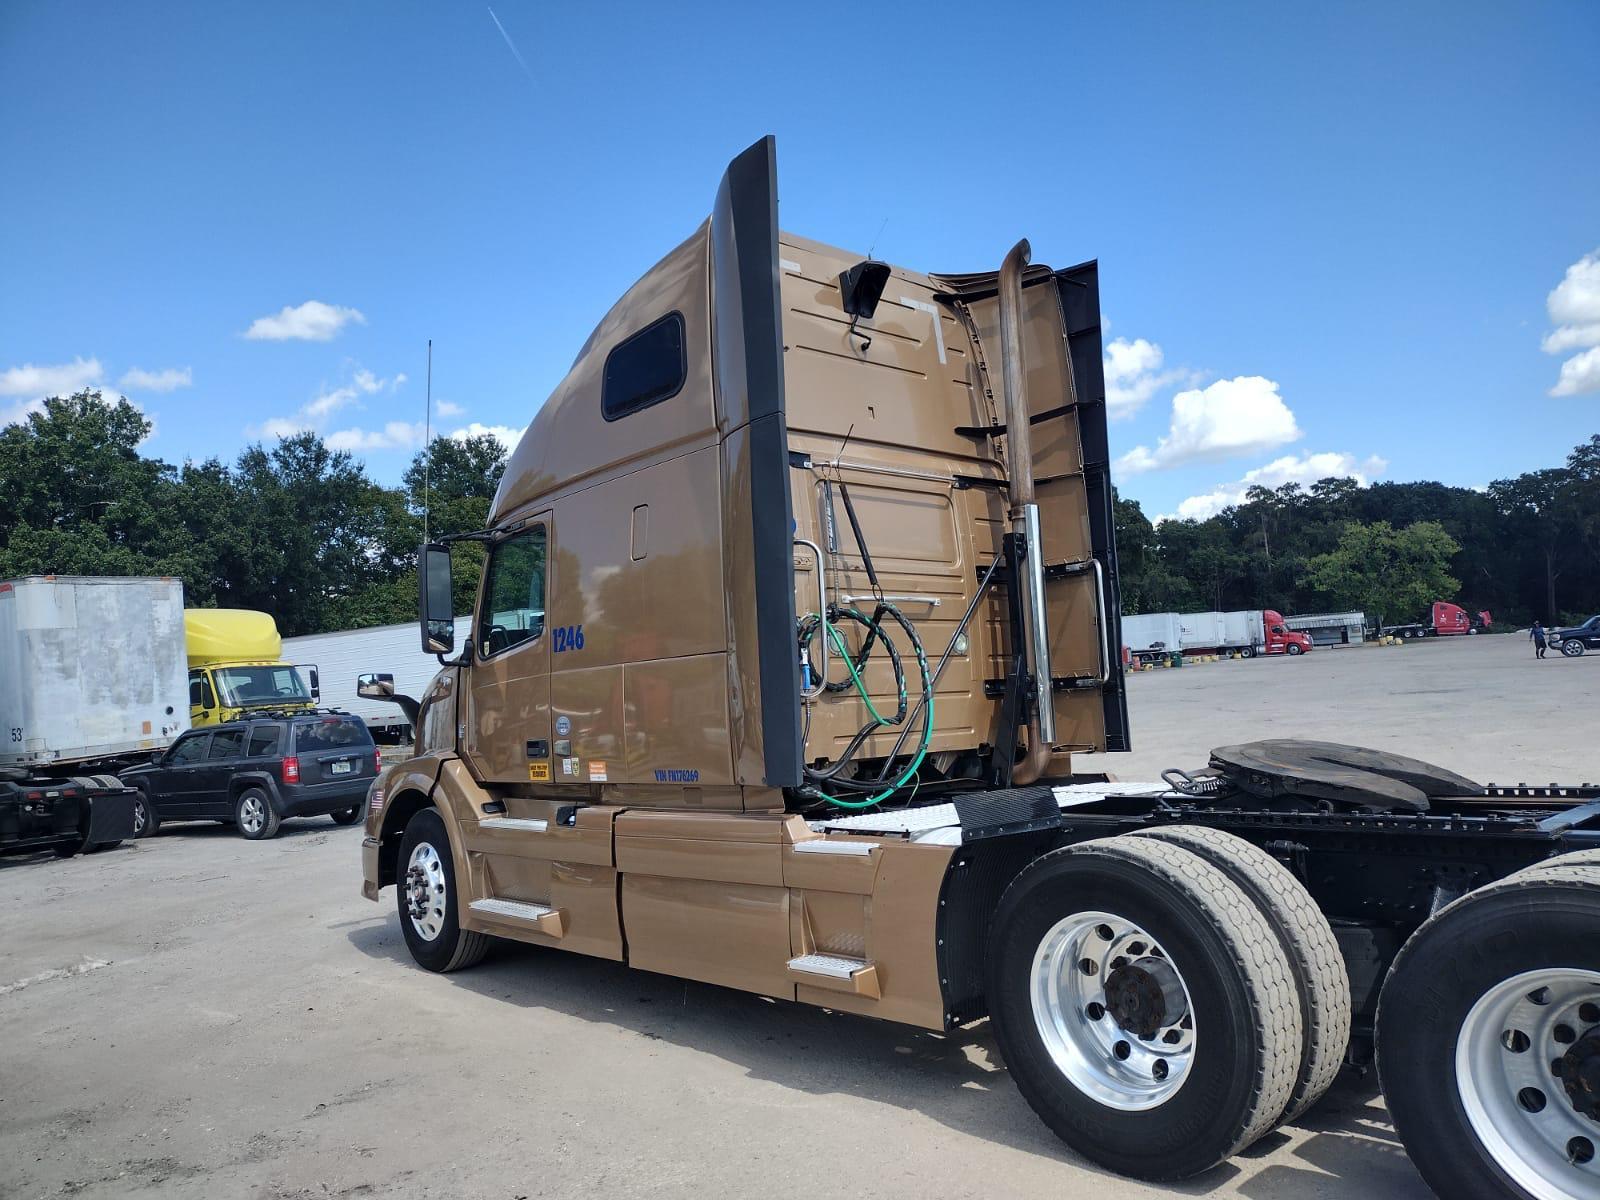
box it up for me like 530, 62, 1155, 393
562, 757, 580, 777
589, 761, 608, 783
528, 762, 551, 782
555, 715, 571, 736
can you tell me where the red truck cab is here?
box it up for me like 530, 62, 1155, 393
1264, 610, 1314, 655
1433, 601, 1492, 635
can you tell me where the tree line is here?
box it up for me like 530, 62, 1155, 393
0, 390, 1595, 635
1115, 435, 1600, 628
0, 391, 503, 636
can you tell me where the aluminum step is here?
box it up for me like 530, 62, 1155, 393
791, 838, 877, 856
467, 897, 565, 937
786, 953, 880, 998
479, 817, 548, 833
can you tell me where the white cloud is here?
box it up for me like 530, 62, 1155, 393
0, 356, 105, 397
1102, 336, 1192, 420
1542, 251, 1600, 395
326, 421, 428, 452
450, 422, 524, 453
1156, 450, 1388, 523
1, 397, 46, 427
119, 365, 192, 392
435, 399, 465, 417
1242, 451, 1388, 489
1551, 345, 1600, 397
244, 300, 366, 342
1116, 376, 1301, 475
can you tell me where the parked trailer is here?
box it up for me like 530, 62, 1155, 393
282, 617, 472, 742
0, 576, 184, 854
358, 138, 1594, 1200
1384, 600, 1492, 639
1283, 610, 1366, 647
1122, 608, 1310, 662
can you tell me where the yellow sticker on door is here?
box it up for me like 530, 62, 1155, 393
527, 762, 551, 782
590, 761, 608, 783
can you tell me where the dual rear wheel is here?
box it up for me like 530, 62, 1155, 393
986, 830, 1348, 1181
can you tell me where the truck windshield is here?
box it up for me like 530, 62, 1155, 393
213, 665, 311, 707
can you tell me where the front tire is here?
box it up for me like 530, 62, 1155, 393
1287, 643, 1303, 656
986, 835, 1303, 1180
396, 809, 489, 973
1561, 640, 1585, 657
1378, 865, 1600, 1200
235, 788, 280, 840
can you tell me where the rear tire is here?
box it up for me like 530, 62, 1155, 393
235, 788, 280, 840
131, 788, 159, 839
1378, 865, 1600, 1200
330, 806, 363, 826
1133, 825, 1350, 1123
986, 835, 1303, 1180
396, 809, 489, 973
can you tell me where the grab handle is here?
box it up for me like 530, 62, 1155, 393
795, 538, 828, 698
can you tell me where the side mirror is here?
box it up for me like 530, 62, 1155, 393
307, 666, 321, 700
418, 542, 456, 654
357, 672, 396, 700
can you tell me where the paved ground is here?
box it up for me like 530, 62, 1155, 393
2, 633, 1590, 1199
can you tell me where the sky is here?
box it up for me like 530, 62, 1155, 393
2, 2, 1597, 521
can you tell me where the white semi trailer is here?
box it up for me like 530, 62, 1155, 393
282, 616, 471, 743
0, 576, 186, 855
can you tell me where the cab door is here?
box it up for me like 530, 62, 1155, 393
466, 517, 552, 784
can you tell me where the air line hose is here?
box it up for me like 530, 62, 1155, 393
797, 601, 934, 809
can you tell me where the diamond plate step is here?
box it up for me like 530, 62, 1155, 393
786, 953, 880, 998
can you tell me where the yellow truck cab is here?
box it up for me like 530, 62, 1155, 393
184, 609, 320, 726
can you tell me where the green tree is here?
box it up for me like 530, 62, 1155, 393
1301, 520, 1462, 627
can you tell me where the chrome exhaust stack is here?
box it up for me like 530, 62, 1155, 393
996, 239, 1056, 783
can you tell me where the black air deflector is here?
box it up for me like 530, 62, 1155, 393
711, 134, 802, 789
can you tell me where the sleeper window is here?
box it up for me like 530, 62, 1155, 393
478, 526, 547, 658
602, 312, 686, 420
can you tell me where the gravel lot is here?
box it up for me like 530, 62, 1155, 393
2, 633, 1590, 1199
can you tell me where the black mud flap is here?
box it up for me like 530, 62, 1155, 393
87, 789, 137, 843
953, 784, 1062, 841
1209, 740, 1484, 812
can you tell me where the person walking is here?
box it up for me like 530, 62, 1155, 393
1531, 620, 1547, 659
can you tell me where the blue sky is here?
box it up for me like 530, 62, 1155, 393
3, 2, 1597, 520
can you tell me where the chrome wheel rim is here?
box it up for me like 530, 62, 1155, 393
1457, 968, 1600, 1200
1029, 909, 1196, 1110
239, 795, 264, 834
133, 799, 147, 836
405, 842, 448, 942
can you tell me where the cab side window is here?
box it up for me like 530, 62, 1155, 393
189, 670, 215, 709
169, 733, 210, 765
478, 526, 547, 658
208, 729, 246, 760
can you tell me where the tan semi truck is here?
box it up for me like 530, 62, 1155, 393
359, 138, 1600, 1199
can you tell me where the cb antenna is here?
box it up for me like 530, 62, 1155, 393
423, 338, 432, 546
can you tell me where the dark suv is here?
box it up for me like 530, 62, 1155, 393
121, 714, 378, 840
